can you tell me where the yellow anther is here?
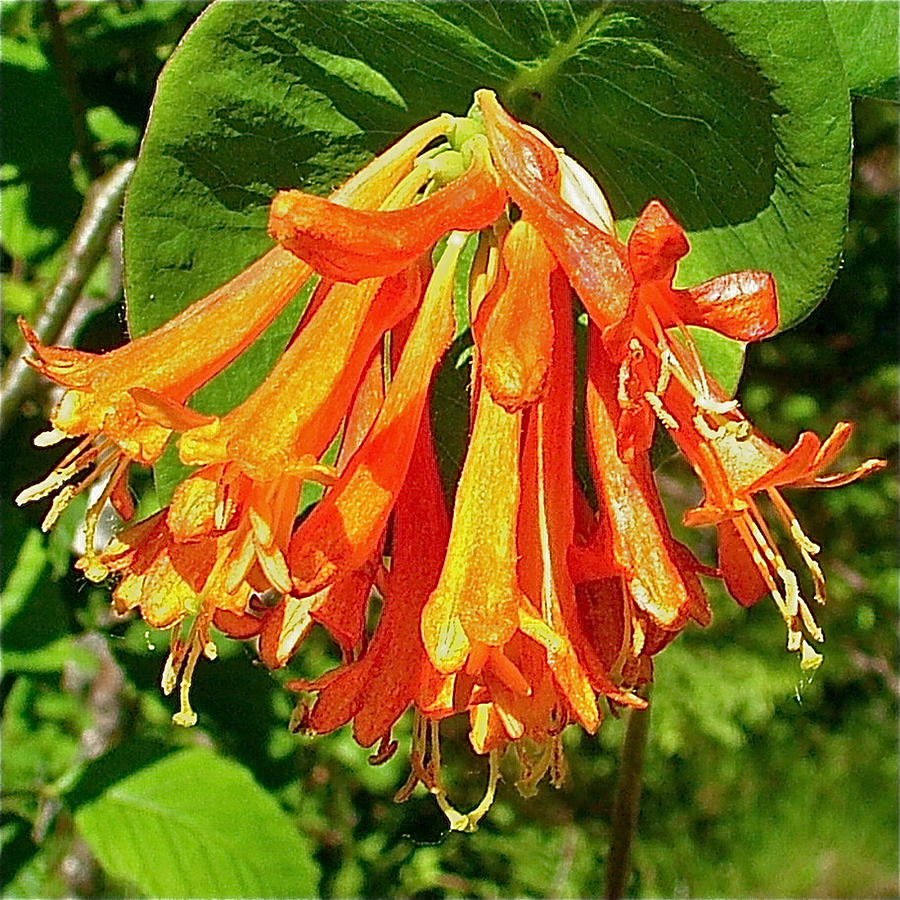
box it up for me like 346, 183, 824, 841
789, 518, 821, 556
800, 639, 823, 671
644, 392, 679, 430
693, 413, 724, 442
41, 485, 78, 531
695, 394, 739, 415
631, 616, 645, 656
617, 359, 634, 409
33, 427, 67, 448
655, 346, 674, 395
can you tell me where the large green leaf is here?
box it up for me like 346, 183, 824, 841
124, 0, 854, 481
823, 0, 899, 100
74, 747, 320, 898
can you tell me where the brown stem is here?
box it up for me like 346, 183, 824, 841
605, 686, 651, 900
44, 0, 103, 178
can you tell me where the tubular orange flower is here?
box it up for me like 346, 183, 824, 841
473, 218, 555, 411
93, 493, 253, 725
476, 88, 632, 330
128, 268, 422, 723
607, 198, 779, 458
585, 329, 712, 635
269, 135, 507, 283
516, 270, 642, 725
663, 379, 884, 666
593, 198, 881, 666
213, 351, 389, 668
15, 249, 311, 569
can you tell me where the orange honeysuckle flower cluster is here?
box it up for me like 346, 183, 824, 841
17, 91, 882, 828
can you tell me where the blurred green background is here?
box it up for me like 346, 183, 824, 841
1, 2, 897, 897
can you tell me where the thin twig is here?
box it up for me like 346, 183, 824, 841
605, 687, 651, 900
1, 159, 135, 431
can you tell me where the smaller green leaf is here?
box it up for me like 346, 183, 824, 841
1, 528, 47, 625
0, 34, 80, 262
74, 747, 320, 899
86, 105, 140, 152
1, 636, 97, 677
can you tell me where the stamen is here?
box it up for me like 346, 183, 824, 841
161, 626, 184, 696
79, 455, 132, 580
744, 509, 824, 650
432, 734, 502, 833
655, 346, 674, 395
163, 610, 214, 728
646, 307, 739, 415
631, 616, 645, 656
549, 734, 568, 788
16, 440, 99, 505
768, 488, 827, 605
739, 515, 792, 622
514, 741, 552, 797
40, 485, 78, 532
368, 734, 399, 766
394, 712, 429, 803
288, 698, 311, 734
695, 394, 739, 416
38, 443, 120, 531
617, 358, 634, 410
172, 635, 203, 727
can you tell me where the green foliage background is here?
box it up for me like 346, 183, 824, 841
1, 2, 897, 897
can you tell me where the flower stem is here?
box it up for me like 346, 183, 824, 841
605, 686, 651, 900
501, 2, 610, 118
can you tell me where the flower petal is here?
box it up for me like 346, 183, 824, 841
268, 153, 505, 283
423, 378, 523, 669
627, 199, 689, 284
474, 219, 555, 410
476, 89, 631, 330
673, 270, 779, 342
